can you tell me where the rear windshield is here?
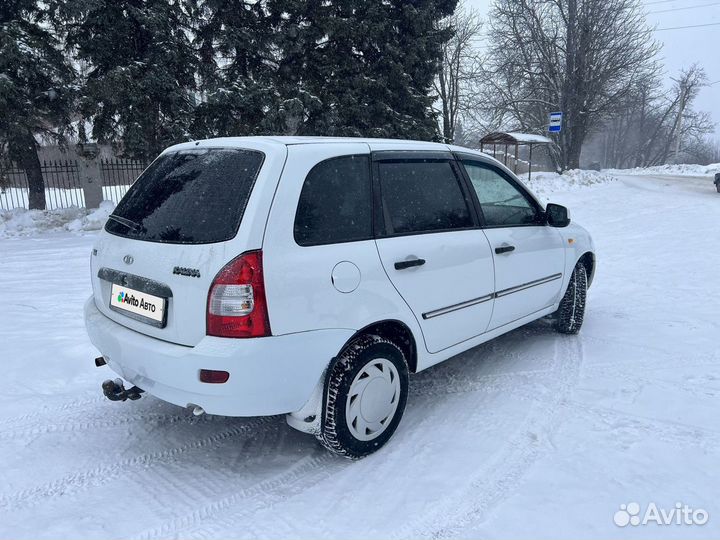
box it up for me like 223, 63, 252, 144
105, 148, 264, 244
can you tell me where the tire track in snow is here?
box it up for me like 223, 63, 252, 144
0, 407, 230, 441
134, 453, 340, 540
0, 417, 276, 511
199, 331, 576, 540
0, 395, 106, 429
396, 335, 584, 539
410, 353, 720, 448
132, 329, 567, 539
421, 338, 720, 539
134, 415, 289, 512
580, 334, 720, 368
410, 367, 557, 398
566, 399, 720, 449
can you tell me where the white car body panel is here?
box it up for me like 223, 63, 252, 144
262, 143, 423, 341
85, 298, 353, 416
84, 136, 595, 418
483, 226, 566, 330
375, 230, 495, 353
90, 138, 287, 346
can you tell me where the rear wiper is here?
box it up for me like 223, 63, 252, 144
108, 214, 141, 232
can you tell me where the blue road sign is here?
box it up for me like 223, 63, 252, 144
549, 112, 563, 133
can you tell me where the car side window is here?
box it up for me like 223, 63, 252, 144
462, 161, 540, 227
294, 155, 372, 246
378, 160, 473, 235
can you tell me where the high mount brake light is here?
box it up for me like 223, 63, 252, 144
207, 250, 271, 338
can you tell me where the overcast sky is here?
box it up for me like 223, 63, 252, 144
465, 0, 720, 138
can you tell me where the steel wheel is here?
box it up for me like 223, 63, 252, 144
345, 358, 401, 441
317, 334, 409, 458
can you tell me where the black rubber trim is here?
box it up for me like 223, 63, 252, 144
98, 267, 173, 298
371, 150, 454, 162
495, 273, 563, 298
422, 273, 562, 320
422, 293, 494, 320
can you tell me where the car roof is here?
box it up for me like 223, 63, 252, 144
163, 136, 506, 168
172, 135, 452, 148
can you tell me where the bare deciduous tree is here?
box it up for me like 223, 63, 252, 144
484, 0, 660, 170
435, 4, 483, 143
594, 65, 713, 168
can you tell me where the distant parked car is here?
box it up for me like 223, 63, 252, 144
714, 172, 720, 193
85, 137, 596, 458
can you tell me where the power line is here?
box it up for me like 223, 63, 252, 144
644, 0, 680, 5
649, 1, 720, 14
655, 22, 720, 31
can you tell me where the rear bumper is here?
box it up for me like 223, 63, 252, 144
84, 297, 352, 416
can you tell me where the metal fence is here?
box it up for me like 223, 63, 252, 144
0, 158, 147, 211
100, 159, 147, 203
0, 160, 84, 210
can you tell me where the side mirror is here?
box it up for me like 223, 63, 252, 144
546, 203, 571, 227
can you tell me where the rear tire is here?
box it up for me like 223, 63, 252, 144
317, 334, 409, 459
554, 263, 587, 334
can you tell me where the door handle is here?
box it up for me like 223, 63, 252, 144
394, 258, 426, 270
495, 245, 516, 254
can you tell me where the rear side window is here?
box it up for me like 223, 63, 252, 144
105, 148, 264, 244
378, 160, 473, 235
294, 155, 372, 246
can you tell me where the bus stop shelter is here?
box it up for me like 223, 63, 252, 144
479, 132, 552, 181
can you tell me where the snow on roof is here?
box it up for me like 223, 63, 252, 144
176, 136, 451, 147
166, 136, 460, 156
480, 132, 552, 145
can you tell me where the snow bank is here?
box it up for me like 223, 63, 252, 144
524, 169, 617, 199
0, 200, 115, 238
606, 163, 720, 177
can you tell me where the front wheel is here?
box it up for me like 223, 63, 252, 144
317, 334, 409, 459
554, 263, 587, 334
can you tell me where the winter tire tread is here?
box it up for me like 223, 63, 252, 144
316, 334, 408, 459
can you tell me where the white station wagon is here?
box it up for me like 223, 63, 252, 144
85, 137, 595, 458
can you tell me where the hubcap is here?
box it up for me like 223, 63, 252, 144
345, 358, 401, 441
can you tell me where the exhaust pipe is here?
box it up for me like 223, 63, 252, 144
190, 404, 205, 416
102, 378, 144, 402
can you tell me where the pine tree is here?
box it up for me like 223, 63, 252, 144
0, 0, 76, 209
190, 0, 282, 137
67, 0, 197, 159
269, 0, 457, 139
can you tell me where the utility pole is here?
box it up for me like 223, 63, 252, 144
673, 81, 688, 164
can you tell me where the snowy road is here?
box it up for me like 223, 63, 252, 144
1, 174, 718, 539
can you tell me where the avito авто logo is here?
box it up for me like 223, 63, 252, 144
117, 290, 157, 313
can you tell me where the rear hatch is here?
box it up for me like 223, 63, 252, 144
90, 142, 285, 346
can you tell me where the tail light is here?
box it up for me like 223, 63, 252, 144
207, 250, 271, 338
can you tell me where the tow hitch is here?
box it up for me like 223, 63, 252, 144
101, 378, 144, 402
95, 356, 144, 402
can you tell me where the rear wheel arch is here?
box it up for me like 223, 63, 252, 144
342, 320, 418, 374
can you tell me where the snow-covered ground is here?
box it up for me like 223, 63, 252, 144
606, 163, 720, 177
1, 172, 719, 539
